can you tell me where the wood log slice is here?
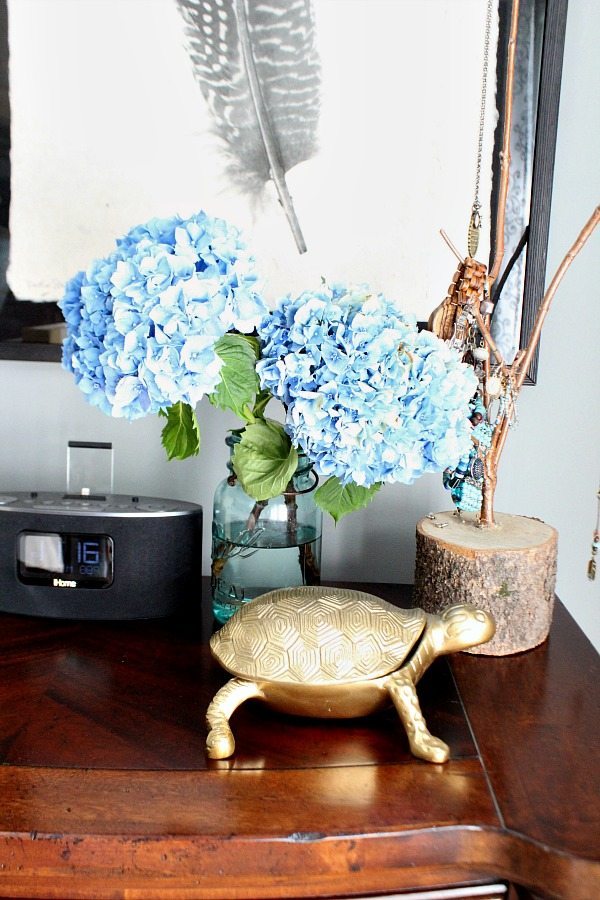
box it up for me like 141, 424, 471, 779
414, 511, 558, 655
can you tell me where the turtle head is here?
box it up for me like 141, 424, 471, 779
436, 604, 496, 654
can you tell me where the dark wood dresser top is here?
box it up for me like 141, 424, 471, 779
0, 581, 597, 899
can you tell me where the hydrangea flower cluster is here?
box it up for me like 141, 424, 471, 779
59, 211, 267, 419
257, 284, 478, 487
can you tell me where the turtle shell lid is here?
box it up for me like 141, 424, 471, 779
210, 586, 427, 685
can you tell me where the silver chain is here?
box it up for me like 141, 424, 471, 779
468, 0, 494, 257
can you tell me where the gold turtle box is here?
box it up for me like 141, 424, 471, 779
207, 585, 495, 763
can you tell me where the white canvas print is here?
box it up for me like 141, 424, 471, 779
7, 0, 498, 319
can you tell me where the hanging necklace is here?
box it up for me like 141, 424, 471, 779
428, 0, 495, 346
587, 487, 600, 580
468, 0, 494, 259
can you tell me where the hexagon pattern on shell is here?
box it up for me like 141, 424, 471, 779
210, 587, 427, 684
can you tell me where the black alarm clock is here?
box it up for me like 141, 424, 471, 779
0, 492, 202, 619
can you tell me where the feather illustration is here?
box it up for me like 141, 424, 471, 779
174, 0, 321, 254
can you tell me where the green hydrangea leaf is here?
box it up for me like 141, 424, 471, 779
233, 420, 298, 501
209, 333, 260, 421
315, 477, 381, 523
159, 402, 200, 460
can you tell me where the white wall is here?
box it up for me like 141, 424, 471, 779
0, 360, 450, 589
0, 0, 597, 651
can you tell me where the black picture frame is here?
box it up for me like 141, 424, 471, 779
490, 0, 568, 384
0, 0, 569, 369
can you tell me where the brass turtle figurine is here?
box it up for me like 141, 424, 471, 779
207, 586, 495, 763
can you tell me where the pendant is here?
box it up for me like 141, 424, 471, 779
468, 207, 482, 258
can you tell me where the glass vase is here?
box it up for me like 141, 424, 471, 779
211, 435, 322, 624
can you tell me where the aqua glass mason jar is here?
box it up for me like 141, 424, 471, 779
211, 435, 322, 624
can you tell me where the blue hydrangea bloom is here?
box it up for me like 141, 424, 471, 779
59, 211, 267, 419
257, 284, 478, 487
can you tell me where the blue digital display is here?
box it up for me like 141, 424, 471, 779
17, 532, 114, 588
73, 539, 102, 574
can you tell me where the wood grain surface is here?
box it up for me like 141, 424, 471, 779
0, 580, 597, 899
414, 513, 558, 654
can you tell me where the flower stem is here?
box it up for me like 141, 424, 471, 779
246, 500, 268, 531
284, 482, 298, 544
250, 389, 271, 421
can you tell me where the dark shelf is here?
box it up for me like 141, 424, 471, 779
0, 338, 61, 362
0, 295, 63, 361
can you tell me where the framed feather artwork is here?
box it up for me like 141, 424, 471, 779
1, 0, 566, 371
6, 0, 498, 309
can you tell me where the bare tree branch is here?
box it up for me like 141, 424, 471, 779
514, 205, 600, 390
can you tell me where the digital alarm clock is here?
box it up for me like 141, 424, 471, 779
0, 492, 202, 619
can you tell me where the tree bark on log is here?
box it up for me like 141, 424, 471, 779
414, 512, 557, 655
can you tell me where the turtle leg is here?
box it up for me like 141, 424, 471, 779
386, 670, 449, 764
206, 677, 264, 760
384, 606, 493, 764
